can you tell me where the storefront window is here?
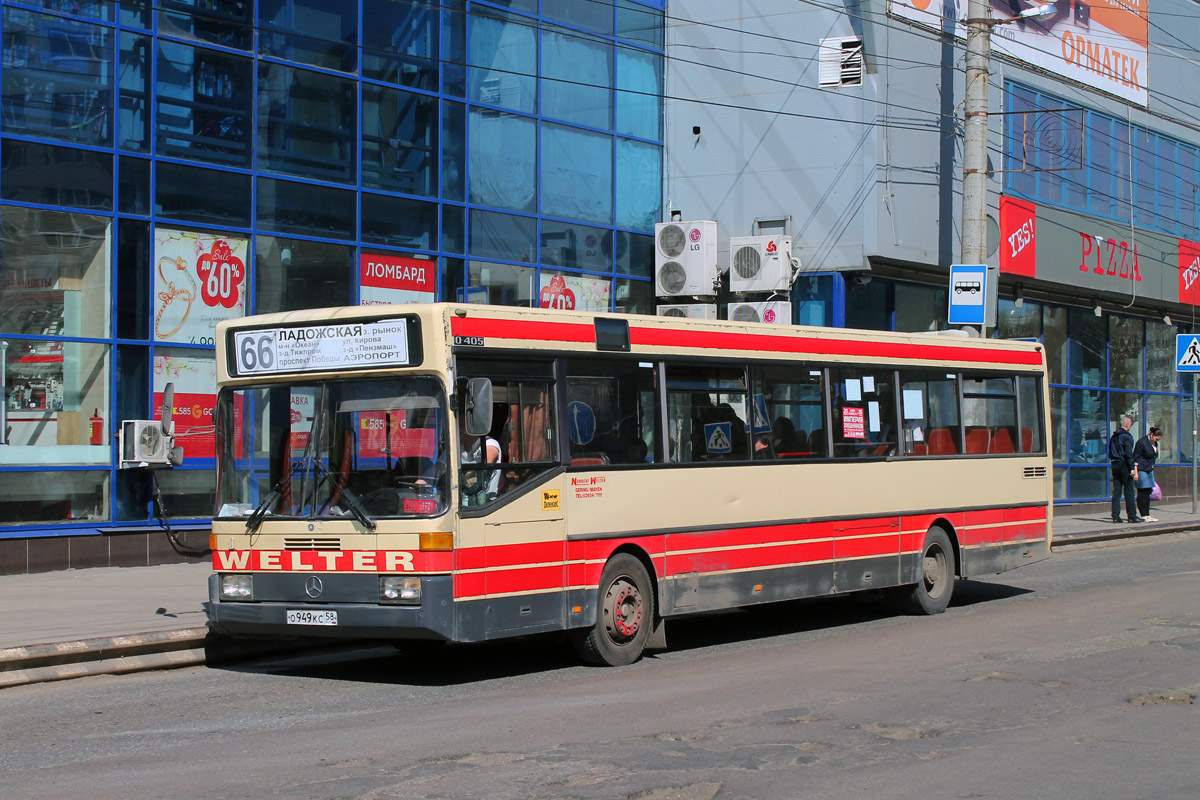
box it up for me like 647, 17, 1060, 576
895, 284, 947, 332
615, 137, 660, 231
845, 277, 889, 331
254, 236, 352, 314
616, 45, 661, 141
615, 231, 653, 278
1108, 316, 1143, 390
156, 161, 251, 227
362, 85, 438, 197
257, 63, 356, 182
150, 468, 216, 519
468, 8, 537, 114
1, 341, 110, 465
1069, 308, 1106, 387
998, 299, 1041, 339
362, 193, 437, 250
1068, 388, 1106, 463
0, 207, 111, 340
1050, 386, 1067, 463
154, 348, 216, 460
158, 0, 253, 51
1109, 391, 1144, 439
1146, 321, 1178, 394
363, 0, 438, 89
469, 109, 536, 212
0, 470, 109, 525
1146, 393, 1177, 462
536, 270, 611, 311
1, 139, 113, 211
540, 123, 613, 225
468, 260, 534, 307
156, 41, 251, 167
119, 31, 150, 152
257, 177, 355, 240
1070, 466, 1108, 499
615, 277, 653, 314
541, 28, 612, 130
258, 0, 357, 72
469, 209, 535, 263
541, 220, 611, 271
1043, 306, 1067, 385
544, 0, 614, 34
792, 275, 833, 327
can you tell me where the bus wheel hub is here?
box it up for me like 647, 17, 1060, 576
607, 579, 642, 639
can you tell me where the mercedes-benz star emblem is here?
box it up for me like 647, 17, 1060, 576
304, 576, 323, 598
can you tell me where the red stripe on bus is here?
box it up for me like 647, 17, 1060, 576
450, 317, 1043, 366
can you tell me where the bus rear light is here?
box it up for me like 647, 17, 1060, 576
420, 531, 453, 551
220, 574, 253, 600
380, 576, 422, 604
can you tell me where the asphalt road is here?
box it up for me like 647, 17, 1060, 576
3, 532, 1198, 800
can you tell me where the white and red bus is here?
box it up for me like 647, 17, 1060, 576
207, 304, 1051, 665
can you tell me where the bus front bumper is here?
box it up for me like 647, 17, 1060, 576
207, 573, 455, 641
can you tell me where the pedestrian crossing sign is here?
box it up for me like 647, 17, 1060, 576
1177, 334, 1200, 372
704, 422, 732, 453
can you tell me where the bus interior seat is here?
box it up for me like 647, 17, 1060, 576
910, 442, 928, 456
570, 453, 609, 467
989, 428, 1016, 453
1021, 427, 1034, 452
926, 428, 957, 455
965, 427, 991, 454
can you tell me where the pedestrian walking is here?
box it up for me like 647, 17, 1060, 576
1108, 415, 1142, 523
1133, 426, 1163, 521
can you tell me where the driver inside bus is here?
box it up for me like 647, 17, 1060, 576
459, 416, 501, 506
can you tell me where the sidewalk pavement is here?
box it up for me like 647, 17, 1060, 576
2, 502, 1198, 689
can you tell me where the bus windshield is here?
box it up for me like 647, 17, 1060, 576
215, 376, 449, 523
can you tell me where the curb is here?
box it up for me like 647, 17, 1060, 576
1052, 521, 1200, 546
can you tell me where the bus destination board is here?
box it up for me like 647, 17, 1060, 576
232, 319, 412, 376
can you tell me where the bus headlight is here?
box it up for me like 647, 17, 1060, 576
380, 576, 422, 605
220, 574, 253, 600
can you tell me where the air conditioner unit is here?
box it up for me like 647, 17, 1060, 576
655, 220, 718, 298
728, 301, 792, 326
657, 303, 718, 319
119, 419, 176, 469
729, 236, 793, 294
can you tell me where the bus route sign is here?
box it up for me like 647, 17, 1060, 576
231, 319, 412, 376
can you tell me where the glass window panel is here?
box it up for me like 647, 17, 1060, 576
1043, 305, 1067, 385
441, 256, 466, 302
617, 46, 661, 140
157, 0, 252, 51
1004, 84, 1036, 197
486, 0, 537, 13
155, 161, 250, 226
361, 192, 438, 250
443, 205, 465, 254
156, 41, 251, 166
258, 0, 357, 72
1036, 95, 1064, 205
257, 177, 355, 239
1086, 113, 1112, 217
0, 470, 109, 524
1, 10, 113, 145
752, 365, 827, 459
1112, 120, 1132, 222
1, 138, 113, 211
468, 260, 534, 307
1109, 391, 1144, 440
541, 28, 612, 130
116, 218, 150, 340
998, 298, 1041, 339
1146, 321, 1178, 394
469, 209, 535, 262
618, 1, 664, 50
541, 220, 610, 271
1018, 376, 1044, 452
962, 376, 1017, 453
121, 0, 149, 29
1146, 393, 1177, 463
1182, 395, 1195, 463
895, 283, 947, 332
469, 109, 535, 211
544, 0, 613, 34
615, 277, 653, 314
468, 9, 536, 114
443, 99, 466, 202
254, 236, 352, 314
0, 206, 111, 339
1051, 386, 1067, 462
1180, 145, 1199, 236
442, 0, 466, 97
1068, 307, 1105, 386
565, 358, 657, 466
1053, 463, 1067, 499
21, 1, 112, 20
1133, 129, 1156, 228
151, 468, 216, 519
118, 30, 150, 152
900, 371, 960, 455
541, 123, 612, 225
615, 231, 652, 278
119, 155, 150, 215
830, 367, 897, 458
257, 63, 356, 182
1070, 466, 1107, 500
1158, 138, 1179, 232
792, 274, 833, 327
845, 277, 891, 331
1, 342, 111, 465
362, 85, 437, 196
154, 348, 217, 461
1108, 316, 1143, 389
615, 137, 660, 231
152, 227, 249, 345
666, 364, 750, 462
1068, 388, 1106, 463
362, 0, 437, 88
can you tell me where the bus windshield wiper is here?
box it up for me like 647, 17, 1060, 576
312, 461, 377, 531
245, 460, 304, 534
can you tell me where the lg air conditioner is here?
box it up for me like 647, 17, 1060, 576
655, 220, 718, 297
656, 303, 718, 319
729, 236, 793, 294
728, 301, 792, 326
120, 419, 175, 468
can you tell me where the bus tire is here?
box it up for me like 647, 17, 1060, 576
896, 527, 955, 615
573, 553, 655, 667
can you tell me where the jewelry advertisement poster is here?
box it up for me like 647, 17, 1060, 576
154, 228, 248, 344
153, 351, 216, 458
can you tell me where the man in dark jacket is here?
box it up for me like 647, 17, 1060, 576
1108, 415, 1142, 523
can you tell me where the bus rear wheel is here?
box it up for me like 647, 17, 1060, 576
573, 553, 654, 666
895, 527, 955, 615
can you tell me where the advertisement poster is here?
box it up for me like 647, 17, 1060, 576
357, 410, 438, 461
890, 0, 1149, 105
153, 352, 217, 459
538, 273, 611, 312
359, 253, 436, 305
154, 228, 248, 344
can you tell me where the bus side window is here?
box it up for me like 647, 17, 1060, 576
665, 364, 749, 462
830, 368, 898, 458
751, 365, 826, 460
565, 358, 660, 466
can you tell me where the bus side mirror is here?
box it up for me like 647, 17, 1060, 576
463, 378, 493, 437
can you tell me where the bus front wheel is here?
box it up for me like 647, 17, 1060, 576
573, 553, 654, 666
895, 527, 955, 615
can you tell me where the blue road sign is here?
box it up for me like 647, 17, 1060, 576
1176, 334, 1200, 372
567, 401, 596, 445
948, 264, 988, 326
703, 422, 732, 454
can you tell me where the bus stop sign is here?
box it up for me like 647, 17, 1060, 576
947, 264, 997, 327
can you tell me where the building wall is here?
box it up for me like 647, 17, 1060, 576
0, 0, 666, 562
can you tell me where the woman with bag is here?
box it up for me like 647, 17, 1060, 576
1133, 426, 1163, 521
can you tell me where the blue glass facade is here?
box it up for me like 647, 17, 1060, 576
0, 0, 664, 538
